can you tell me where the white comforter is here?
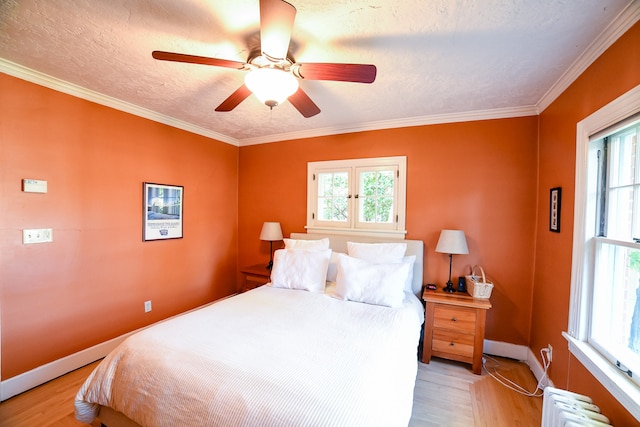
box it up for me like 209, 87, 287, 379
75, 285, 424, 427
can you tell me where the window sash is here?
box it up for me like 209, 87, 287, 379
590, 237, 640, 387
314, 169, 350, 225
354, 166, 398, 230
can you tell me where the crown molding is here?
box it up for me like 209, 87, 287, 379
4, 0, 637, 149
239, 105, 539, 146
537, 1, 640, 113
0, 58, 240, 147
1, 57, 538, 146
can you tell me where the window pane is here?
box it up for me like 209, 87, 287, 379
606, 126, 640, 240
358, 170, 394, 224
592, 241, 640, 376
608, 128, 638, 188
317, 172, 349, 222
607, 186, 639, 240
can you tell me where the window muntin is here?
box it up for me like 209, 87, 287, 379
307, 157, 406, 237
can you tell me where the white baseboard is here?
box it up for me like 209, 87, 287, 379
483, 339, 554, 389
1, 330, 135, 401
0, 297, 230, 401
484, 339, 529, 360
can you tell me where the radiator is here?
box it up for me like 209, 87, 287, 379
541, 387, 612, 426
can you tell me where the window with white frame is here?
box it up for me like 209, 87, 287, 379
569, 85, 640, 421
306, 156, 407, 238
590, 119, 640, 382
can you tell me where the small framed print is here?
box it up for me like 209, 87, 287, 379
143, 182, 183, 241
549, 187, 561, 233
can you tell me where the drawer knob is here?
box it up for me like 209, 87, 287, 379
451, 317, 457, 322
450, 342, 455, 346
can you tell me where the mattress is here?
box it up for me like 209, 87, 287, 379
75, 284, 424, 426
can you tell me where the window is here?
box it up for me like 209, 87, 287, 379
568, 85, 640, 420
307, 156, 406, 238
590, 121, 640, 383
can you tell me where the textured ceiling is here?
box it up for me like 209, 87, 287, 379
0, 0, 636, 145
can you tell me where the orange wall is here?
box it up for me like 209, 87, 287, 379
2, 20, 638, 424
239, 117, 539, 345
0, 74, 239, 379
531, 22, 639, 425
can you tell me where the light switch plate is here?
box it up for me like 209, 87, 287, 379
22, 179, 48, 193
23, 228, 53, 244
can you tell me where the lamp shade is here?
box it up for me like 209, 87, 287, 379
259, 222, 283, 241
435, 229, 469, 255
244, 68, 299, 107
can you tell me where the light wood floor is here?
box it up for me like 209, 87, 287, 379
0, 356, 542, 426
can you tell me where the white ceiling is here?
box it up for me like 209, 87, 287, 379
0, 0, 637, 146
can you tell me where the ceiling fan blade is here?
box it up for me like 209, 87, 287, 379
288, 87, 321, 118
260, 0, 296, 61
295, 63, 377, 83
215, 85, 252, 112
152, 51, 245, 69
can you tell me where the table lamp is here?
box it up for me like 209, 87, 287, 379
260, 222, 283, 269
435, 229, 469, 293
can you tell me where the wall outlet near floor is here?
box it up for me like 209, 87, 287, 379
545, 344, 553, 362
144, 300, 152, 313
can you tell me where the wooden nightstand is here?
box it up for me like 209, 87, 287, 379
421, 288, 492, 374
239, 264, 271, 292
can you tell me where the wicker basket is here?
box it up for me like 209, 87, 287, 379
465, 265, 493, 299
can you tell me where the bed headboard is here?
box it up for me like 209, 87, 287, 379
289, 233, 424, 296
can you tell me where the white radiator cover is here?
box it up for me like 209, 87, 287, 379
541, 387, 612, 426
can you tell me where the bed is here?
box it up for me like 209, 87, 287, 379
75, 233, 425, 427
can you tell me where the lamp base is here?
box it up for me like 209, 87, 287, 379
443, 280, 456, 293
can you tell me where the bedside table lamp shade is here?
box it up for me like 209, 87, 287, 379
260, 222, 283, 270
435, 229, 469, 293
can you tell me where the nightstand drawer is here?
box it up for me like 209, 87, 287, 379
432, 330, 474, 358
433, 305, 476, 333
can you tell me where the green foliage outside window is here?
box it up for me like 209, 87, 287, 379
360, 171, 394, 223
318, 172, 348, 221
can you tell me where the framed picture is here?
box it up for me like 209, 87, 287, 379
143, 182, 183, 241
549, 187, 561, 233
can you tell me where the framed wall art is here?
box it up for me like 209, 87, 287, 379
143, 182, 183, 241
549, 187, 561, 233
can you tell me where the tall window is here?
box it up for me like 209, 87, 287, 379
307, 157, 406, 237
591, 120, 640, 385
569, 85, 640, 419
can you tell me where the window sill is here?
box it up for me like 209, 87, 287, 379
563, 332, 640, 422
304, 226, 407, 239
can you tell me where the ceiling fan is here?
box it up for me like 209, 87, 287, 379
152, 0, 377, 118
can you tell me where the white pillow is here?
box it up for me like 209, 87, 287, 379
399, 255, 416, 293
335, 254, 411, 308
347, 242, 415, 293
326, 251, 340, 282
347, 241, 407, 263
284, 238, 330, 251
270, 248, 331, 292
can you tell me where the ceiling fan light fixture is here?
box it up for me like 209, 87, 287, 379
244, 67, 299, 108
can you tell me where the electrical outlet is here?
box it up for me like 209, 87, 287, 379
546, 344, 553, 362
144, 300, 152, 313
